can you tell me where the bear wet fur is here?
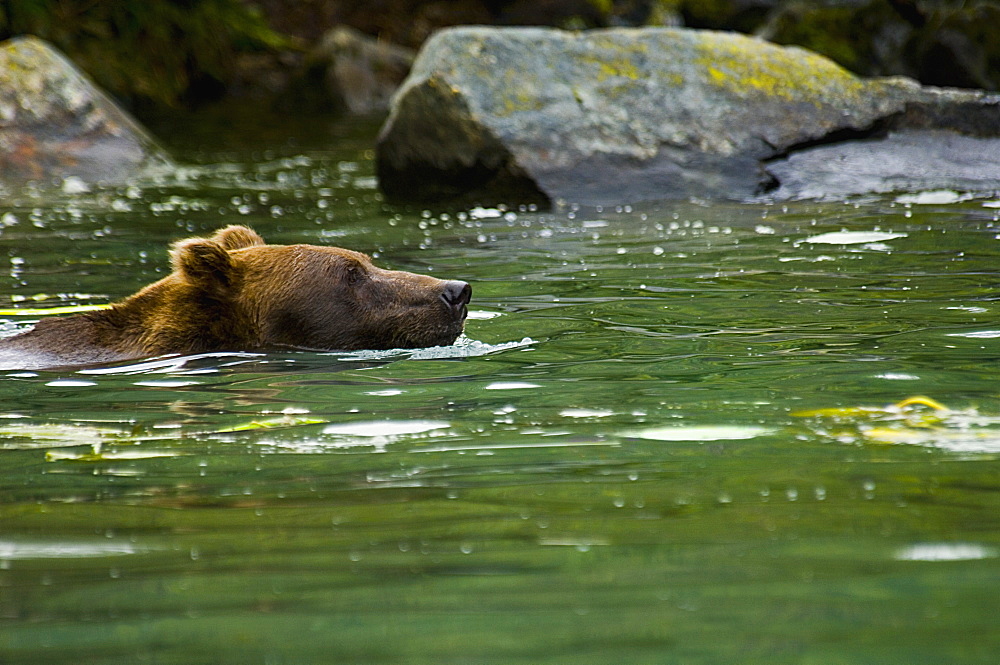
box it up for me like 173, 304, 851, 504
0, 225, 471, 369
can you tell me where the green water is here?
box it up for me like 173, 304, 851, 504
2, 113, 1000, 664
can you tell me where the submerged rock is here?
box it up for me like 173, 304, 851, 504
376, 26, 1000, 205
0, 36, 173, 193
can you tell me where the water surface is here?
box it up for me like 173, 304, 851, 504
2, 113, 999, 664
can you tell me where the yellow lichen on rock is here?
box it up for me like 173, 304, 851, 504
579, 34, 648, 83
693, 31, 869, 104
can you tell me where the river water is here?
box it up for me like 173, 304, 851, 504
2, 113, 999, 664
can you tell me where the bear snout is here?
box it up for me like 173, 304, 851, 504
441, 280, 472, 317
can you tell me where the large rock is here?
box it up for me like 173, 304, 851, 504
0, 36, 173, 193
376, 26, 1000, 205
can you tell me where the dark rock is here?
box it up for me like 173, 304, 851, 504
302, 26, 416, 115
678, 0, 781, 33
908, 3, 1000, 91
0, 36, 173, 193
377, 26, 1000, 205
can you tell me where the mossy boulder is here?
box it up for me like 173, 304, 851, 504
376, 26, 1000, 205
0, 36, 173, 193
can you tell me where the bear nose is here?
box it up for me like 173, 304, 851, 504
441, 280, 472, 310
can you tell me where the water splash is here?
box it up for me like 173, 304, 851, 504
332, 336, 535, 362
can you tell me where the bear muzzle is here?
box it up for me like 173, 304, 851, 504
441, 280, 472, 320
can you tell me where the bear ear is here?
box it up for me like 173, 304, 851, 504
211, 225, 265, 250
170, 238, 237, 295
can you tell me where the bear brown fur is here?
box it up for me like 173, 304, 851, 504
0, 225, 471, 369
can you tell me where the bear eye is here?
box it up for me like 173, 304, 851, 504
345, 265, 366, 285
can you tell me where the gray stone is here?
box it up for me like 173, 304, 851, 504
376, 26, 1000, 205
0, 36, 173, 193
766, 130, 1000, 200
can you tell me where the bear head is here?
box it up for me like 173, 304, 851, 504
164, 225, 471, 352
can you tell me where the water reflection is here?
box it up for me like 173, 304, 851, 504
78, 352, 266, 375
896, 543, 998, 561
318, 420, 452, 452
0, 540, 154, 560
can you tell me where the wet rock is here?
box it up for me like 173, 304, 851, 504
376, 26, 1000, 205
766, 130, 1000, 200
0, 36, 173, 193
301, 26, 416, 115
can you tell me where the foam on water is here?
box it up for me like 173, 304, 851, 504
332, 336, 535, 362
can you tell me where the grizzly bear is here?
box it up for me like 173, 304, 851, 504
0, 225, 471, 369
